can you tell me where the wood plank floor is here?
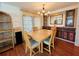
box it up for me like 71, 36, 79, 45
0, 39, 79, 56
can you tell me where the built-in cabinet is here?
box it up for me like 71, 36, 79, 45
42, 9, 76, 43
0, 12, 14, 53
42, 26, 75, 43
56, 27, 75, 42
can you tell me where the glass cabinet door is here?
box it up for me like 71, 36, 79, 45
65, 9, 75, 27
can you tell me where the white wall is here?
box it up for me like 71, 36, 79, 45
0, 3, 1, 9
0, 3, 22, 29
51, 4, 78, 14
75, 7, 79, 46
23, 11, 37, 16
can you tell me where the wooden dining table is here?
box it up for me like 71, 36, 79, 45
27, 29, 52, 53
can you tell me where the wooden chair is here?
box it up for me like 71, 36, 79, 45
51, 27, 57, 48
23, 32, 40, 56
32, 26, 38, 31
43, 27, 57, 54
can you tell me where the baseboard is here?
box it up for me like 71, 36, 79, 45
74, 43, 79, 47
55, 37, 74, 44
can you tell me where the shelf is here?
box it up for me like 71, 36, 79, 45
0, 30, 13, 33
0, 45, 13, 53
0, 21, 11, 23
0, 39, 12, 43
0, 12, 14, 53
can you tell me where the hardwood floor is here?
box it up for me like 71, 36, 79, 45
0, 39, 79, 56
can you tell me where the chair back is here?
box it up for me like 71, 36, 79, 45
23, 32, 32, 49
32, 26, 38, 31
49, 26, 57, 44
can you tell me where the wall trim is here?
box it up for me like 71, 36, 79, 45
51, 4, 78, 14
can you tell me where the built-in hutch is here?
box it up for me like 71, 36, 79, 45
43, 9, 76, 43
0, 12, 14, 53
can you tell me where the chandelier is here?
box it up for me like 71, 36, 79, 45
37, 4, 50, 16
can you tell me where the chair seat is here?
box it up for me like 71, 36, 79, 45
44, 36, 51, 45
30, 39, 39, 48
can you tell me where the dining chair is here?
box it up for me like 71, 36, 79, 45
23, 32, 40, 56
43, 27, 57, 54
32, 26, 38, 31
51, 27, 57, 48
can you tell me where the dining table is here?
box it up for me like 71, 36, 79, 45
27, 29, 52, 53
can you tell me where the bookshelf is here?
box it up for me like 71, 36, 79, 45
0, 12, 14, 53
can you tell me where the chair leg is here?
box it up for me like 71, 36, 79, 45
25, 46, 27, 53
52, 43, 54, 49
39, 45, 40, 52
25, 48, 27, 53
30, 49, 32, 56
49, 45, 51, 54
41, 42, 43, 53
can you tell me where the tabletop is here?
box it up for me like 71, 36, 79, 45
28, 29, 52, 42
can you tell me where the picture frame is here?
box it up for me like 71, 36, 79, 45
50, 14, 63, 25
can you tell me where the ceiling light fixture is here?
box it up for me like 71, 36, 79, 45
37, 4, 50, 16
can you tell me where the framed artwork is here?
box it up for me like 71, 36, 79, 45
50, 14, 63, 25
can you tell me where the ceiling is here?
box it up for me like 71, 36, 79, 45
6, 2, 78, 14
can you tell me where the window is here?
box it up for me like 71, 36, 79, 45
23, 16, 33, 32
33, 16, 42, 29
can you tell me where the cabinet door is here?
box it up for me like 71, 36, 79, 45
65, 9, 75, 27
68, 32, 75, 42
58, 31, 62, 38
56, 28, 62, 38
62, 31, 68, 39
